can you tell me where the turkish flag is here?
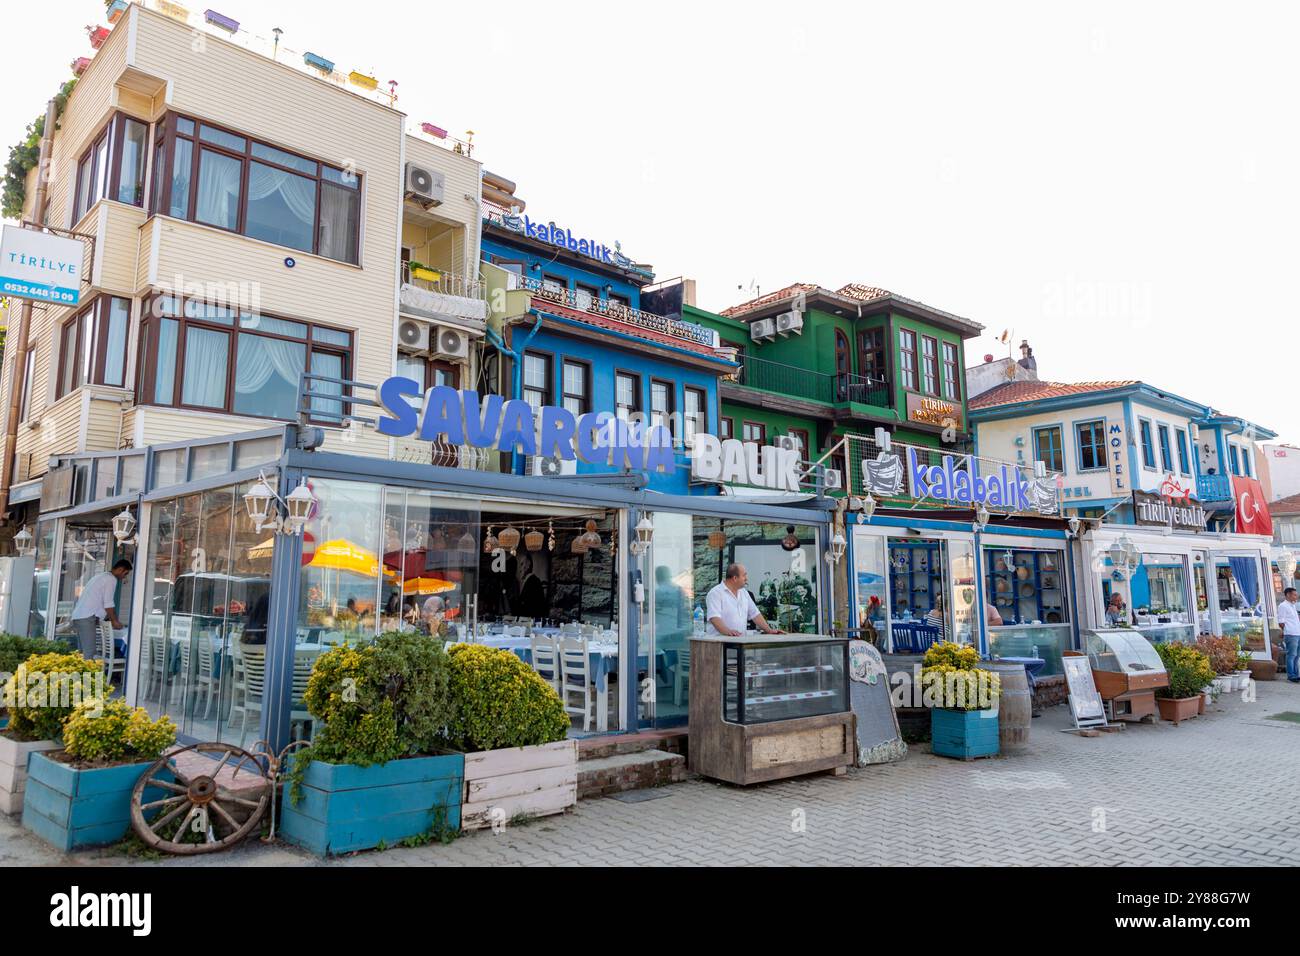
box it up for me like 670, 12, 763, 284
1232, 477, 1273, 537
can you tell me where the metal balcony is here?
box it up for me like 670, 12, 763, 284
726, 354, 889, 407
400, 262, 488, 326
1197, 473, 1233, 502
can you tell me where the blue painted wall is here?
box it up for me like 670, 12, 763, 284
482, 235, 643, 307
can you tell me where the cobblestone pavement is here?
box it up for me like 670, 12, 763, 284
4, 679, 1298, 867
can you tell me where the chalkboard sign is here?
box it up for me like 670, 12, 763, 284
1062, 655, 1107, 729
847, 640, 907, 765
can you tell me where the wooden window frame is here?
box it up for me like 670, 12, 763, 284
561, 358, 592, 416
1075, 419, 1107, 471
920, 335, 939, 396
615, 368, 642, 417
684, 385, 707, 441
1033, 425, 1064, 473
151, 111, 363, 264
1157, 424, 1173, 473
719, 416, 734, 440
742, 420, 766, 444
858, 327, 885, 382
899, 329, 918, 391
941, 341, 960, 401
788, 427, 811, 459
138, 292, 353, 423
650, 378, 676, 428
56, 295, 132, 400
521, 349, 554, 408
1138, 418, 1156, 470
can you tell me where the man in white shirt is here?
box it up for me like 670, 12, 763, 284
70, 559, 132, 659
705, 563, 782, 637
1277, 587, 1300, 682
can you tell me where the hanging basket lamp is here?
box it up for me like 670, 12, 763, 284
524, 529, 544, 552
579, 519, 602, 550
707, 530, 727, 550
781, 525, 801, 552
497, 526, 521, 552
483, 526, 498, 553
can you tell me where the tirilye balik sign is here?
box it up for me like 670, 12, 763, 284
377, 380, 677, 472
1132, 489, 1207, 531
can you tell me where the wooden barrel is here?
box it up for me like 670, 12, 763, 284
979, 661, 1031, 754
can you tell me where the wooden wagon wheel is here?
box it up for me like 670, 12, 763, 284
130, 742, 272, 855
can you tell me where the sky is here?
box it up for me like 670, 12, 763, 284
7, 1, 1297, 442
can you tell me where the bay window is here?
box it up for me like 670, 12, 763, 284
72, 114, 148, 223
138, 295, 351, 421
56, 295, 131, 399
153, 113, 361, 264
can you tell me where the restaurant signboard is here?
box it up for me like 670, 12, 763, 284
1131, 489, 1207, 531
905, 393, 962, 431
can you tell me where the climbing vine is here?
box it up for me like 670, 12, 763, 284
2, 77, 77, 221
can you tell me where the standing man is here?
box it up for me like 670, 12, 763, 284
70, 559, 132, 659
1276, 587, 1300, 683
705, 563, 783, 637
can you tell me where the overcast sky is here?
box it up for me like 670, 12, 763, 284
9, 1, 1297, 442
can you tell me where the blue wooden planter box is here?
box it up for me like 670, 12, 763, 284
279, 753, 464, 856
930, 708, 1000, 760
21, 752, 172, 851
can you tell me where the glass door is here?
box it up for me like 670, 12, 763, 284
645, 511, 694, 729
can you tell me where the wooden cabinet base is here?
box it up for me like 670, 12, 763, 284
689, 712, 855, 786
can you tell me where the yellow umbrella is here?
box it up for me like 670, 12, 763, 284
402, 576, 456, 596
309, 539, 384, 577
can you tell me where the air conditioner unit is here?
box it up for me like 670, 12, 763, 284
774, 435, 800, 453
397, 318, 430, 354
775, 310, 804, 336
822, 467, 843, 491
405, 163, 445, 206
431, 325, 470, 360
531, 455, 577, 477
750, 317, 775, 342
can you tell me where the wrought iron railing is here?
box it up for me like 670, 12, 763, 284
726, 354, 889, 407
1197, 473, 1233, 501
515, 275, 717, 348
400, 262, 486, 301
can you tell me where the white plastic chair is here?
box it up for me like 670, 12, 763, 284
289, 651, 318, 741
230, 646, 266, 747
530, 634, 562, 696
560, 637, 594, 731
140, 615, 166, 701
98, 619, 126, 691
673, 646, 692, 706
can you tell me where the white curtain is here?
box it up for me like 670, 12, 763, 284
195, 150, 241, 228
235, 334, 305, 417
248, 162, 317, 228
182, 328, 229, 407
319, 182, 357, 261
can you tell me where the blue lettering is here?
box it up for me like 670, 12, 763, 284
540, 406, 577, 460
376, 376, 421, 438
462, 391, 503, 447
497, 400, 537, 456
644, 425, 675, 474
576, 412, 606, 464
419, 386, 464, 444
953, 467, 972, 503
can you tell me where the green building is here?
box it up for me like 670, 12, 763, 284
680, 283, 984, 485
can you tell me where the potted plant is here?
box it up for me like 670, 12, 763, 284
446, 645, 573, 831
279, 631, 463, 856
921, 641, 1001, 760
1153, 643, 1214, 726
22, 698, 175, 851
1, 651, 99, 815
1233, 648, 1255, 689
1195, 635, 1241, 696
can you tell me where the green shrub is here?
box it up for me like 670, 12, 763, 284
446, 644, 569, 752
919, 663, 1001, 711
2, 652, 103, 741
1155, 642, 1215, 699
922, 640, 981, 671
0, 634, 71, 676
62, 698, 176, 764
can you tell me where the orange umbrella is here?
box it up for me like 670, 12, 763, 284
402, 575, 456, 596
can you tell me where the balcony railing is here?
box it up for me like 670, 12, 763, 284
1197, 473, 1233, 502
401, 262, 486, 301
516, 275, 718, 348
725, 354, 890, 407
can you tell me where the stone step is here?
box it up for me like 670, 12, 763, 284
577, 729, 688, 761
577, 749, 686, 800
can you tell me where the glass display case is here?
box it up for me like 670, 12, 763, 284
987, 623, 1071, 676
1133, 622, 1196, 645
723, 639, 848, 724
1081, 628, 1168, 719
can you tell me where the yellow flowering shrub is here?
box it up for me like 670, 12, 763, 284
3, 651, 103, 741
922, 640, 981, 671
920, 664, 1001, 711
62, 698, 176, 764
446, 644, 569, 752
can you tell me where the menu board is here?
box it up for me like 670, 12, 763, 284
1062, 655, 1106, 728
847, 640, 906, 764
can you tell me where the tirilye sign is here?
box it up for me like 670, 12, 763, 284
0, 225, 84, 305
906, 394, 962, 430
1132, 489, 1207, 531
376, 379, 677, 472
690, 434, 803, 492
906, 447, 1036, 511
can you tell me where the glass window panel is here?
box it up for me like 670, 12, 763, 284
185, 300, 236, 324
175, 117, 195, 136
234, 436, 282, 470
195, 148, 242, 229
153, 448, 186, 487
103, 297, 129, 386
182, 326, 230, 408
852, 529, 890, 649
199, 124, 247, 152
318, 181, 359, 264
310, 350, 344, 420
563, 362, 585, 396
240, 313, 306, 337
75, 156, 93, 222
94, 136, 110, 207
251, 141, 317, 175
396, 352, 425, 384
232, 333, 306, 419
116, 118, 148, 204
78, 309, 95, 387
155, 318, 179, 403
616, 374, 635, 409
313, 326, 350, 347
92, 459, 117, 500
246, 161, 316, 252
59, 320, 78, 397
119, 455, 145, 495
322, 165, 359, 189
524, 354, 547, 389
189, 442, 231, 480
169, 138, 193, 219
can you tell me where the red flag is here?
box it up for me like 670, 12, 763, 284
1232, 476, 1273, 537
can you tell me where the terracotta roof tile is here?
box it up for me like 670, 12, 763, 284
969, 380, 1141, 410
836, 282, 891, 302
719, 283, 818, 318
1270, 491, 1300, 515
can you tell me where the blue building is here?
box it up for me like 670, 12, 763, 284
478, 179, 732, 494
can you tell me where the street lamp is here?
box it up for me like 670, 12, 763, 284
824, 531, 847, 565
242, 471, 315, 536
112, 507, 138, 545
973, 502, 991, 532
630, 514, 655, 556
13, 525, 34, 557
1067, 515, 1082, 538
